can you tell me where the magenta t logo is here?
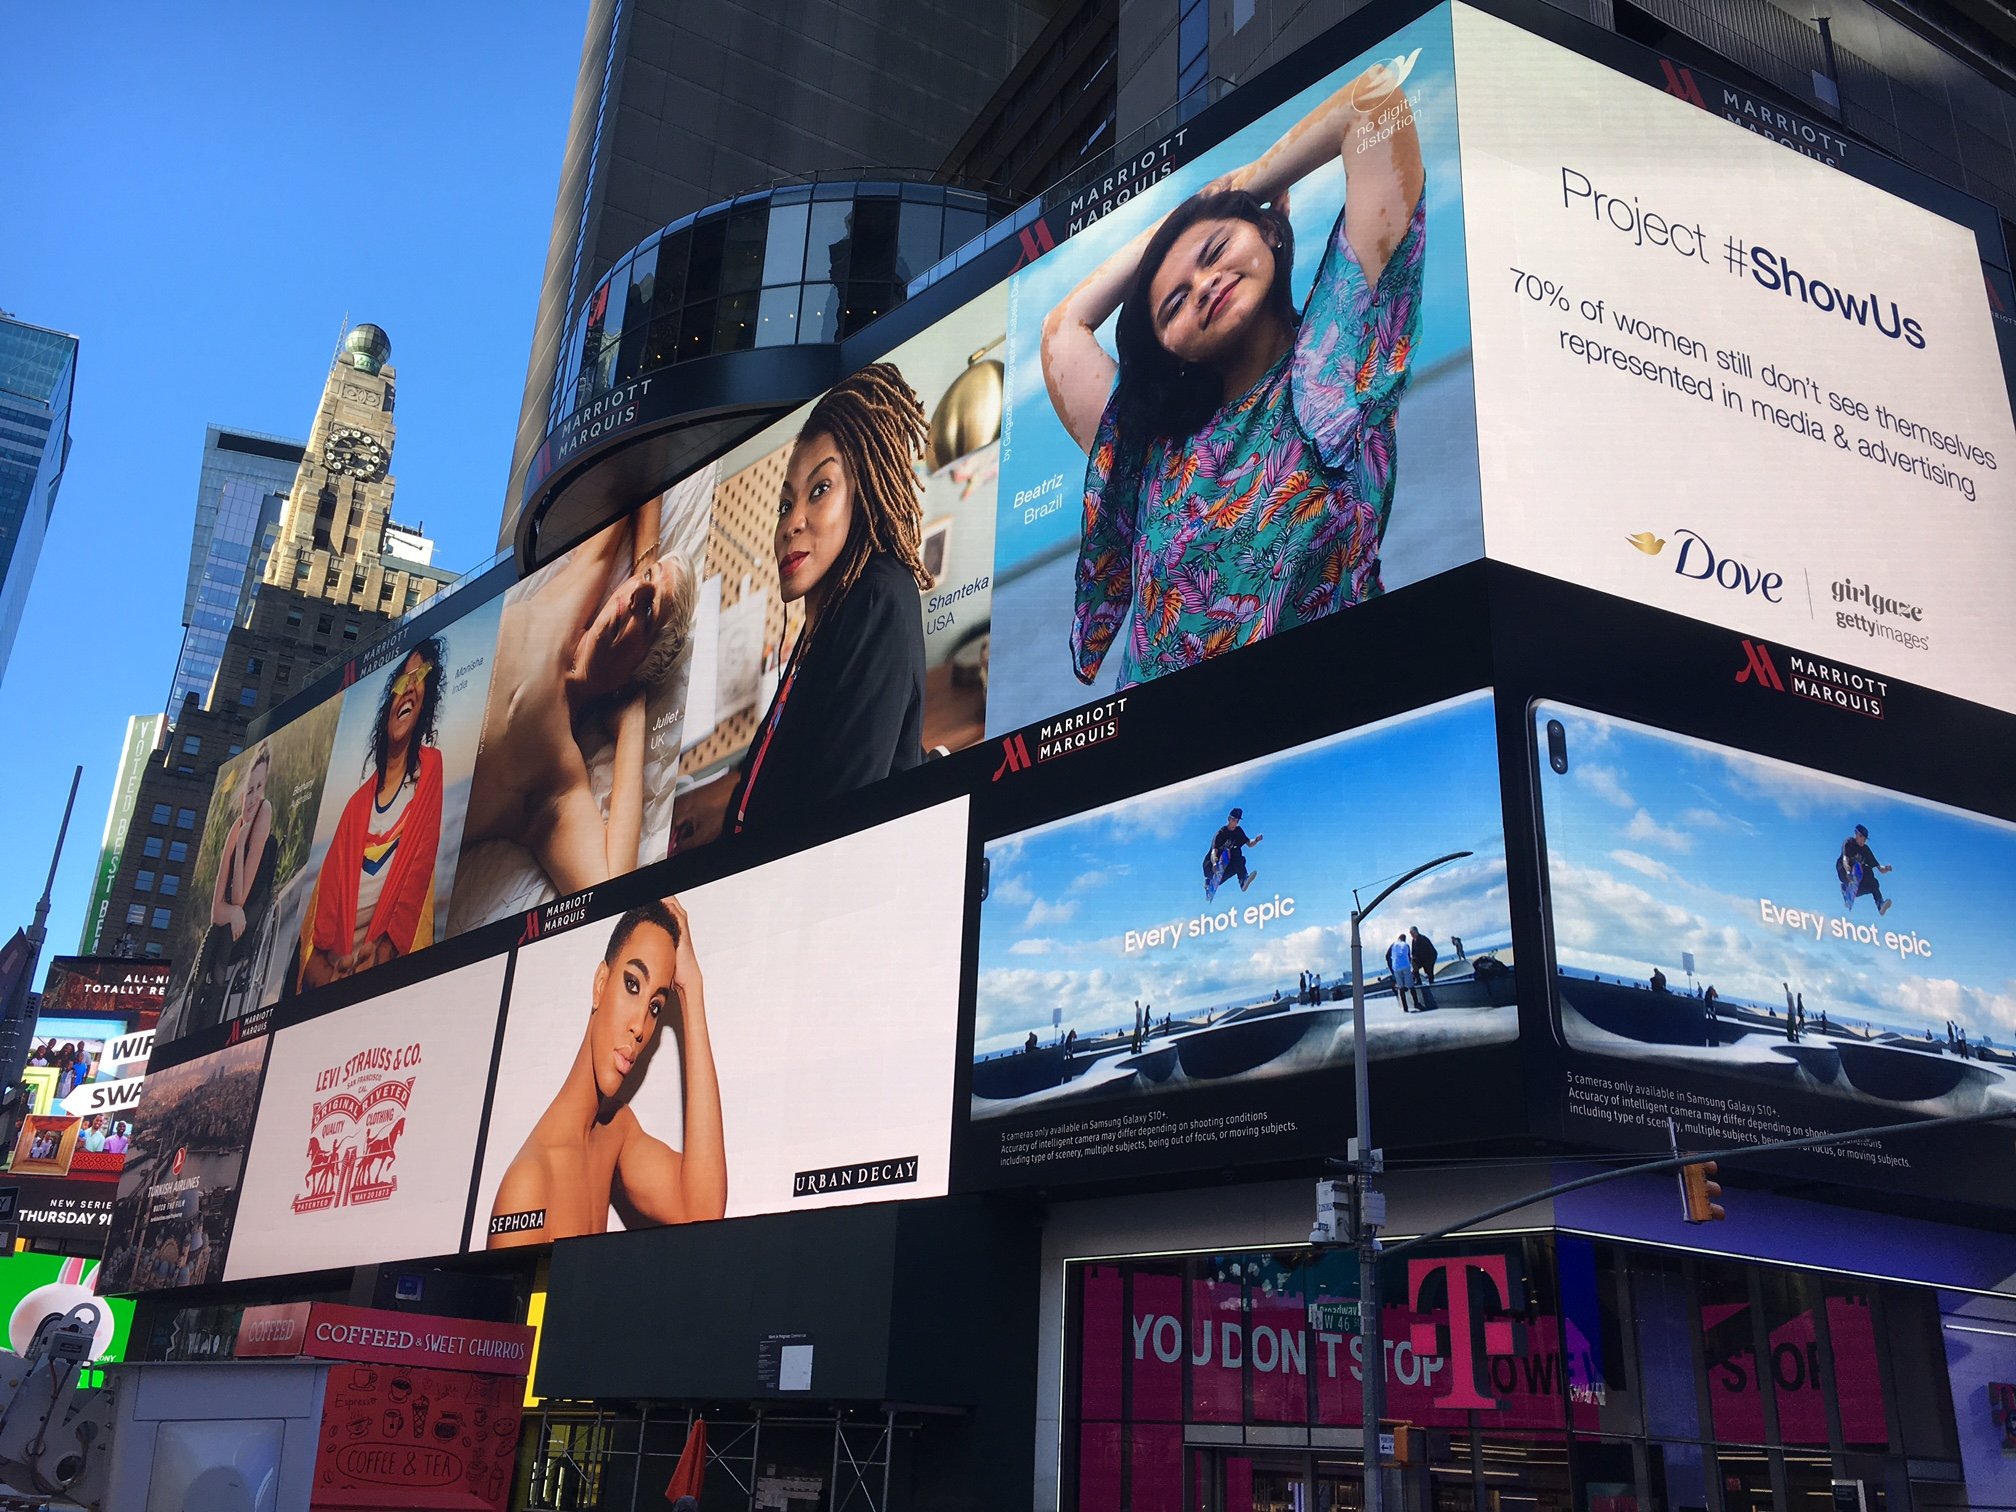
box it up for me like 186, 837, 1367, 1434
1408, 1256, 1516, 1410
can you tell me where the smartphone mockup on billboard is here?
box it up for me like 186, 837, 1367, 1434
1532, 701, 2016, 1168
986, 6, 1483, 736
1457, 5, 2016, 713
468, 798, 968, 1250
965, 693, 1514, 1185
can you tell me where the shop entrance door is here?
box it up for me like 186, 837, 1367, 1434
1191, 1448, 1369, 1512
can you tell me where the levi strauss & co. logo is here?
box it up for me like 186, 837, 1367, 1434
1626, 529, 1784, 602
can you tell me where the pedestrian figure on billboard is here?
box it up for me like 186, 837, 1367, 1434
190, 741, 279, 1028
1388, 932, 1418, 1011
1204, 808, 1263, 900
1409, 927, 1438, 985
727, 365, 935, 836
1451, 935, 1466, 962
488, 899, 725, 1247
1704, 986, 1720, 1047
294, 639, 449, 994
1650, 968, 1668, 994
1837, 823, 1895, 914
462, 497, 697, 900
1043, 59, 1425, 687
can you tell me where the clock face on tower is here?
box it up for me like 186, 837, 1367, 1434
323, 426, 389, 482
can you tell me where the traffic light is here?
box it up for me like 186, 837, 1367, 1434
1679, 1158, 1725, 1223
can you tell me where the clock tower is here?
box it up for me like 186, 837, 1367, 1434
261, 323, 440, 617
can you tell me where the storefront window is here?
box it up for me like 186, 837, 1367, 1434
1065, 1243, 1960, 1512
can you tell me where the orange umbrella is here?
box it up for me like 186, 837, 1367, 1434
663, 1416, 707, 1505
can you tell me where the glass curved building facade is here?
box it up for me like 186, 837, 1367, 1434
545, 176, 1007, 440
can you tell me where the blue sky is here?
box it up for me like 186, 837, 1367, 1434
976, 692, 1510, 1051
1537, 704, 2016, 1037
0, 6, 582, 978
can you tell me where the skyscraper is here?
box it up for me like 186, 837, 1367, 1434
98, 325, 455, 963
78, 713, 164, 954
0, 313, 78, 687
166, 426, 305, 715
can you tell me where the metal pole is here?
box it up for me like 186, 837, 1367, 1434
1351, 904, 1382, 1512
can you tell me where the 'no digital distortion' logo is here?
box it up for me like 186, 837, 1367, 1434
1627, 528, 1785, 602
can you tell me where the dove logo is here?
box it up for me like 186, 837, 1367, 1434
1631, 528, 1785, 602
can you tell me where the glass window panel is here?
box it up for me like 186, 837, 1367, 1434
168, 841, 187, 863
762, 202, 809, 286
646, 313, 681, 371
679, 300, 717, 360
686, 217, 726, 295
151, 804, 170, 824
1647, 1440, 1709, 1512
713, 292, 757, 353
720, 206, 767, 295
798, 283, 839, 345
151, 907, 171, 930
943, 205, 988, 252
1189, 1264, 1245, 1423
770, 184, 811, 205
617, 243, 657, 383
839, 281, 896, 338
1247, 1254, 1309, 1424
144, 941, 162, 958
1129, 1424, 1182, 1512
135, 871, 154, 892
125, 904, 146, 926
807, 200, 854, 285
1697, 1264, 1767, 1444
142, 836, 163, 858
1179, 54, 1210, 98
1078, 1264, 1123, 1420
1129, 1269, 1184, 1423
1882, 1286, 1958, 1459
176, 809, 196, 829
1758, 1270, 1828, 1446
754, 285, 800, 348
652, 231, 689, 317
897, 203, 942, 283
1630, 1254, 1703, 1441
1077, 1422, 1121, 1512
159, 874, 179, 897
1825, 1285, 1889, 1450
847, 198, 902, 282
1562, 1241, 1643, 1437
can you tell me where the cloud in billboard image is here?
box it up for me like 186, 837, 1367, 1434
973, 694, 1511, 1118
258, 598, 503, 1009
156, 705, 342, 1044
99, 1037, 266, 1294
475, 798, 971, 1249
448, 472, 712, 932
1534, 703, 2016, 1116
987, 7, 1480, 735
668, 290, 1003, 851
226, 956, 508, 1280
468, 798, 967, 1250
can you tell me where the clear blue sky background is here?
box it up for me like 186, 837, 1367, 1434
0, 5, 586, 982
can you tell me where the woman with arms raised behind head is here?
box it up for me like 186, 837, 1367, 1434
189, 741, 277, 1028
725, 363, 933, 836
1041, 58, 1425, 687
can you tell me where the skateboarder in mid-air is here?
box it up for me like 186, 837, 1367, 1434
1837, 823, 1894, 915
1203, 808, 1264, 901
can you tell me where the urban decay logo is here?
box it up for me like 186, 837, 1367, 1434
294, 1043, 419, 1214
1627, 528, 1785, 602
1734, 637, 1887, 719
991, 697, 1129, 781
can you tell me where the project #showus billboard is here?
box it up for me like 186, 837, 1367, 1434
1452, 3, 2016, 712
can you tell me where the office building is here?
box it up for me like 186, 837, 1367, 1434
97, 326, 454, 964
77, 713, 165, 955
0, 314, 77, 687
165, 427, 305, 715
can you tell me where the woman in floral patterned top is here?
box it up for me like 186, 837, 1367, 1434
1040, 60, 1426, 687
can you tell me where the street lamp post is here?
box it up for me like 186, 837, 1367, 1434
1349, 849, 1472, 1512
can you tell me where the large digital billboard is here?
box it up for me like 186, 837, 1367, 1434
1533, 701, 2016, 1173
227, 957, 508, 1280
964, 693, 1513, 1186
99, 1036, 267, 1294
0, 1255, 135, 1366
987, 8, 1482, 736
1453, 5, 2016, 713
665, 289, 1003, 850
469, 798, 968, 1248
